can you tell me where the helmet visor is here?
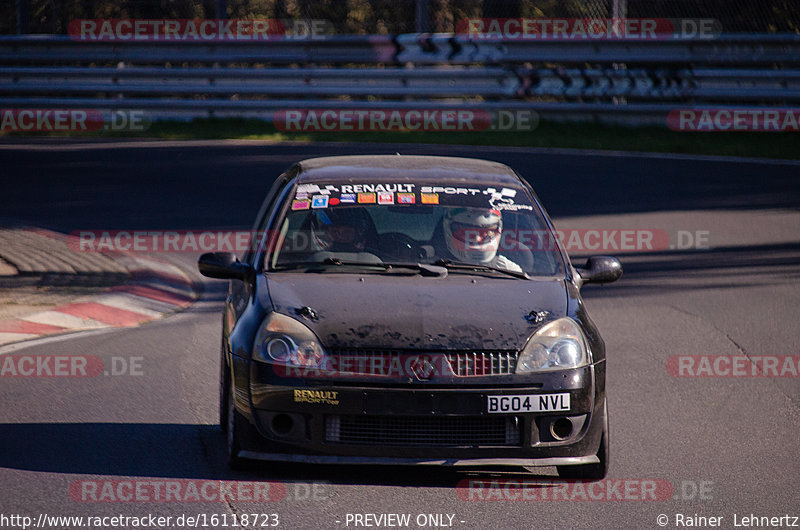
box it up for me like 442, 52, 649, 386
449, 221, 501, 244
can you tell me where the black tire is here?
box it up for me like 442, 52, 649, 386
219, 345, 229, 433
557, 400, 609, 480
225, 381, 246, 470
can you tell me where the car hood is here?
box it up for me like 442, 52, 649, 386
267, 273, 567, 350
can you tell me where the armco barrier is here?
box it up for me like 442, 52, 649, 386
1, 34, 799, 125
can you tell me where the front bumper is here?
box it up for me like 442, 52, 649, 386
238, 452, 600, 468
231, 356, 605, 465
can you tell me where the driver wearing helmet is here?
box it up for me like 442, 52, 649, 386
442, 207, 522, 273
309, 207, 375, 253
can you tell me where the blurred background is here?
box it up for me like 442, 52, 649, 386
3, 0, 799, 35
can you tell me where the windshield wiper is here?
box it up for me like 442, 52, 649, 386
271, 258, 387, 271
431, 258, 529, 280
271, 259, 447, 276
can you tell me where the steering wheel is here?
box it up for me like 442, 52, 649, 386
377, 232, 426, 262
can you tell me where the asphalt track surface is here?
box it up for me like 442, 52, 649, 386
1, 139, 799, 529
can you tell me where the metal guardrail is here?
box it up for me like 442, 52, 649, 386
400, 33, 800, 65
1, 34, 800, 124
0, 35, 397, 64
0, 66, 522, 98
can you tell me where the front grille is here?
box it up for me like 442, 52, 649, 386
325, 415, 521, 446
445, 351, 518, 376
328, 349, 519, 377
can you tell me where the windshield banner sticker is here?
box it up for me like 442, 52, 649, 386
420, 186, 483, 196
340, 183, 415, 193
293, 183, 531, 209
485, 187, 533, 211
311, 195, 329, 208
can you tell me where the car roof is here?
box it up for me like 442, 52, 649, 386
296, 155, 523, 186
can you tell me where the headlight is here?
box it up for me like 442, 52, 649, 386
516, 318, 589, 373
253, 312, 327, 367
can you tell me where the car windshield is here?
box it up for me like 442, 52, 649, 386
267, 181, 565, 277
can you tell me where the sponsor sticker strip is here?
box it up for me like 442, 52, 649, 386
289, 184, 532, 211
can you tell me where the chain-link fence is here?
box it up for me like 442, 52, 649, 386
2, 0, 798, 35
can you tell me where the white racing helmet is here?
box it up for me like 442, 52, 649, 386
443, 207, 502, 264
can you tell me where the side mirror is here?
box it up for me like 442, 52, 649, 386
576, 256, 622, 286
198, 252, 252, 280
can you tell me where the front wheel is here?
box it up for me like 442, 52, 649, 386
225, 381, 246, 470
557, 400, 609, 480
219, 344, 228, 433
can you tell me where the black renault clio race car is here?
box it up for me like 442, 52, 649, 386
199, 155, 621, 478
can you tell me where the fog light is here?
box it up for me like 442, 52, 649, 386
550, 418, 573, 440
271, 413, 294, 435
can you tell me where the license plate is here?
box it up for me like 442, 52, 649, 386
487, 393, 570, 413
